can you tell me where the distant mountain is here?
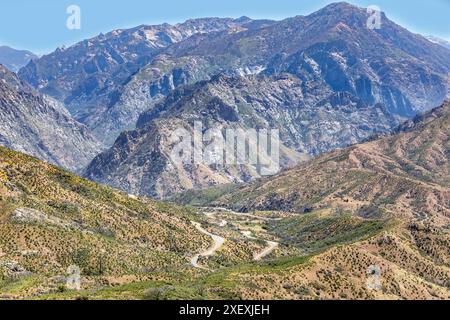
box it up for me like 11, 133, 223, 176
77, 3, 450, 146
83, 2, 450, 198
426, 35, 450, 50
18, 17, 273, 145
0, 46, 37, 72
19, 5, 450, 148
0, 64, 101, 172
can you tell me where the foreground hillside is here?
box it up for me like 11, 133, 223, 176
0, 146, 212, 298
18, 18, 269, 145
88, 74, 391, 198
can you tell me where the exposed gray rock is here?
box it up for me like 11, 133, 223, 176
18, 18, 272, 145
0, 64, 101, 172
84, 75, 400, 199
10, 208, 80, 230
86, 3, 450, 146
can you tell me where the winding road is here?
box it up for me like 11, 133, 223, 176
190, 208, 280, 269
203, 207, 283, 221
190, 221, 225, 270
254, 241, 279, 261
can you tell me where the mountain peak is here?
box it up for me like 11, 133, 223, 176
306, 1, 377, 28
0, 45, 37, 73
234, 16, 252, 23
313, 1, 363, 14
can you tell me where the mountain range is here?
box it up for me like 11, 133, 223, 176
18, 17, 271, 144
79, 2, 450, 198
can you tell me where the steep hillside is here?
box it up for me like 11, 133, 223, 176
0, 146, 211, 298
1, 102, 448, 299
0, 65, 101, 172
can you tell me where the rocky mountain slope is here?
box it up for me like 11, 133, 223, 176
84, 74, 400, 198
121, 1, 450, 124
1, 2, 449, 300
0, 105, 448, 301
18, 17, 272, 145
0, 64, 101, 172
0, 46, 37, 73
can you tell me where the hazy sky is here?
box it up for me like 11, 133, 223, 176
1, 0, 449, 55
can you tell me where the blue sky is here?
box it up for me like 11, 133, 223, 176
1, 0, 449, 55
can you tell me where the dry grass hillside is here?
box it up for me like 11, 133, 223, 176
0, 146, 212, 298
